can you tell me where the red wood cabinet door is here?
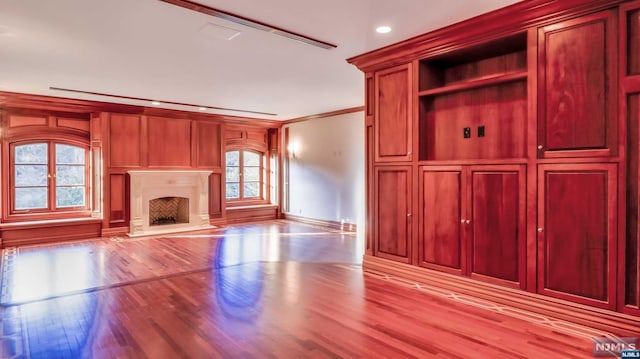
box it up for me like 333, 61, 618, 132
469, 166, 526, 288
538, 164, 617, 309
419, 166, 464, 274
374, 64, 412, 162
374, 166, 412, 263
538, 10, 617, 158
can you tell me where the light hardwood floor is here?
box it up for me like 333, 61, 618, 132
0, 220, 617, 358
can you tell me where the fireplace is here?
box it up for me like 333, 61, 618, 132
149, 196, 189, 226
128, 170, 213, 236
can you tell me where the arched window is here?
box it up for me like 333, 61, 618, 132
10, 140, 89, 214
225, 149, 264, 201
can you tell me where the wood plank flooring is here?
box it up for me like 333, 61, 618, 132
0, 220, 623, 358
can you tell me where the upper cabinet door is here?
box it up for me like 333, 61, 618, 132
538, 10, 617, 158
374, 63, 413, 162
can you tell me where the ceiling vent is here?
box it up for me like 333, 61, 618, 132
199, 23, 241, 41
159, 0, 337, 50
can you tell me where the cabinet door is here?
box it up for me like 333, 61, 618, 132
538, 10, 617, 157
374, 63, 412, 162
469, 166, 526, 288
374, 166, 412, 263
538, 164, 617, 309
419, 167, 464, 274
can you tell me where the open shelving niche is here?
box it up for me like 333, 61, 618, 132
418, 32, 528, 162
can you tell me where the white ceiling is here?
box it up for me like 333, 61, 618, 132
0, 0, 521, 120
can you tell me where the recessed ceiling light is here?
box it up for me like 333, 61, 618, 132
376, 26, 392, 34
151, 101, 161, 106
199, 107, 207, 111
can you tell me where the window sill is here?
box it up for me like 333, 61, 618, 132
0, 217, 102, 230
226, 204, 278, 211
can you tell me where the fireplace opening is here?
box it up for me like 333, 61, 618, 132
149, 197, 189, 226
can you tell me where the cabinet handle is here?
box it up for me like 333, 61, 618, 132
537, 227, 543, 233
407, 213, 412, 217
465, 219, 471, 225
460, 219, 465, 224
537, 145, 543, 150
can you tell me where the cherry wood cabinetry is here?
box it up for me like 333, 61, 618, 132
374, 64, 412, 162
350, 0, 638, 324
622, 1, 640, 316
419, 166, 525, 287
538, 10, 617, 158
538, 164, 617, 309
419, 167, 463, 273
374, 166, 411, 263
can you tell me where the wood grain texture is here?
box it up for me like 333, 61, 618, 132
539, 10, 616, 155
109, 114, 141, 167
421, 81, 527, 160
538, 164, 617, 309
196, 121, 222, 168
469, 166, 525, 287
147, 116, 192, 167
419, 168, 463, 272
375, 64, 412, 162
375, 166, 411, 262
109, 173, 126, 224
628, 7, 640, 75
209, 172, 223, 218
626, 93, 639, 307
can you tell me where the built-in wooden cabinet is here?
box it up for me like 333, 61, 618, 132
537, 164, 617, 309
350, 0, 639, 325
538, 9, 617, 158
374, 166, 411, 263
419, 166, 525, 287
374, 64, 412, 162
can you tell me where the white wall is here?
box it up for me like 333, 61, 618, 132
284, 111, 365, 229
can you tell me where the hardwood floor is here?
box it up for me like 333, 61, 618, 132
0, 220, 622, 358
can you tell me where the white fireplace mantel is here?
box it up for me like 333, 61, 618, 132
128, 170, 213, 236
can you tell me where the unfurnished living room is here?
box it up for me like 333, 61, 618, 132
1, 0, 640, 358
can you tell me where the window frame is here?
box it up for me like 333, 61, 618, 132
225, 147, 267, 205
6, 138, 91, 220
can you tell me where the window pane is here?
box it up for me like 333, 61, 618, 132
244, 182, 260, 198
56, 165, 85, 185
15, 187, 47, 209
244, 151, 260, 166
15, 165, 48, 186
15, 143, 48, 164
226, 151, 239, 166
226, 166, 239, 182
226, 183, 239, 199
56, 144, 85, 164
244, 167, 260, 182
56, 186, 85, 207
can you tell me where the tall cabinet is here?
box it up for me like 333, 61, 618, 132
349, 0, 640, 325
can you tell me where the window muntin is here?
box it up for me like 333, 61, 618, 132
12, 141, 88, 213
225, 149, 263, 201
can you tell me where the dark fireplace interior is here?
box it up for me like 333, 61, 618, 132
149, 197, 189, 226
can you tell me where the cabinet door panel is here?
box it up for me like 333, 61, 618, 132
470, 167, 525, 287
375, 166, 411, 262
539, 10, 616, 157
375, 64, 412, 162
538, 164, 617, 309
419, 168, 463, 272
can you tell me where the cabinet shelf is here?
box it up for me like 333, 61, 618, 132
418, 71, 527, 97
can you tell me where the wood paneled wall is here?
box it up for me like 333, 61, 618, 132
0, 92, 281, 243
99, 113, 225, 230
